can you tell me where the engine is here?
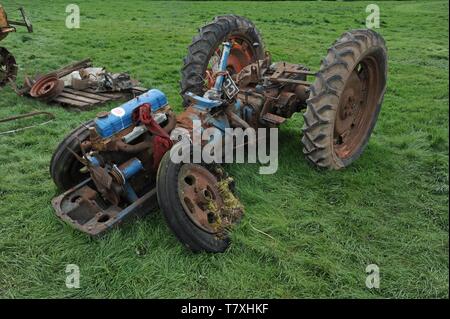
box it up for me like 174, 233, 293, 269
77, 89, 176, 210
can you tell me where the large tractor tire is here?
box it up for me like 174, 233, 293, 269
157, 151, 242, 253
180, 15, 265, 107
50, 120, 94, 191
0, 47, 17, 87
302, 29, 387, 169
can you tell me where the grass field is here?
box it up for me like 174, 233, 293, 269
0, 0, 448, 298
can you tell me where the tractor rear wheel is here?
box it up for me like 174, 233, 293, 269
50, 120, 94, 191
302, 29, 387, 169
180, 15, 265, 107
0, 47, 17, 87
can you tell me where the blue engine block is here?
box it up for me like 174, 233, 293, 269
95, 89, 168, 138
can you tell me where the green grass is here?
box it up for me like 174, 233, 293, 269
0, 0, 448, 298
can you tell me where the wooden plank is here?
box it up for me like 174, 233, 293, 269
58, 92, 102, 105
55, 59, 92, 78
53, 96, 89, 107
132, 87, 148, 93
63, 88, 111, 102
83, 88, 125, 99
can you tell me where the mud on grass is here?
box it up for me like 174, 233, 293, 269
0, 0, 448, 298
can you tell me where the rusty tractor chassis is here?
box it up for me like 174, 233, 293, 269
50, 15, 387, 252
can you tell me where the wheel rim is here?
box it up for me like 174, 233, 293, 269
177, 164, 224, 234
334, 54, 382, 159
0, 47, 17, 86
204, 35, 257, 89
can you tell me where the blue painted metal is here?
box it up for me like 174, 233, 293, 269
243, 105, 254, 123
205, 113, 230, 132
87, 155, 101, 167
213, 42, 232, 92
234, 99, 242, 112
95, 89, 168, 138
121, 158, 144, 180
185, 92, 222, 110
119, 158, 143, 202
123, 183, 138, 202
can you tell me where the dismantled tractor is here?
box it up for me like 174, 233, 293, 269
50, 15, 387, 252
0, 5, 32, 87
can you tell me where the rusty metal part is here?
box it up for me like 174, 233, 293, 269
232, 59, 313, 128
29, 73, 64, 102
266, 61, 313, 87
334, 56, 382, 159
8, 7, 33, 33
162, 111, 177, 133
1, 6, 32, 41
225, 105, 250, 129
0, 111, 55, 135
205, 37, 259, 90
52, 178, 157, 236
66, 146, 120, 206
275, 91, 298, 118
294, 84, 308, 102
115, 139, 153, 153
87, 111, 176, 153
54, 59, 92, 78
178, 164, 224, 233
0, 47, 17, 87
235, 53, 272, 87
261, 112, 286, 125
176, 106, 207, 132
10, 75, 35, 95
0, 6, 13, 41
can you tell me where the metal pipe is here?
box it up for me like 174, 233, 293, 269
213, 42, 232, 93
268, 77, 312, 86
225, 107, 250, 129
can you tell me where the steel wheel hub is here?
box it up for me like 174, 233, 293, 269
205, 36, 256, 89
178, 164, 224, 233
334, 56, 381, 159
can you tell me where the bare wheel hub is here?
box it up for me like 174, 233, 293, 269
178, 164, 224, 233
334, 56, 381, 159
205, 36, 257, 89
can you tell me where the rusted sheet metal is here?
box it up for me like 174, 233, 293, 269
52, 178, 158, 236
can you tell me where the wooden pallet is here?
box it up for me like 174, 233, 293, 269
52, 86, 149, 110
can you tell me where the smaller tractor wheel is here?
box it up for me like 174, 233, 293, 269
181, 15, 265, 107
302, 29, 387, 169
157, 151, 242, 253
50, 120, 94, 191
0, 47, 18, 87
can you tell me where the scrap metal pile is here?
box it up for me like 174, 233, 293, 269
20, 58, 145, 109
48, 15, 387, 252
0, 5, 146, 135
